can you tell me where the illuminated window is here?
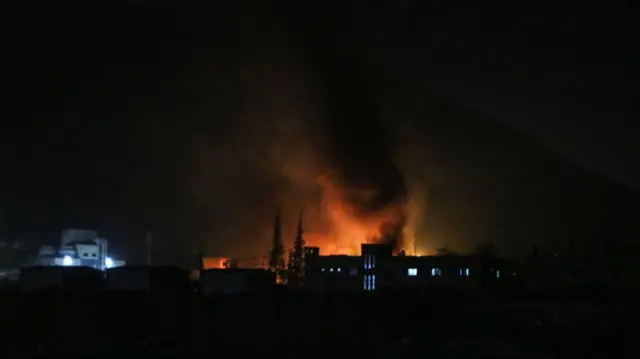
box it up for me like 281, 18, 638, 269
337, 268, 341, 272
321, 268, 325, 272
431, 268, 443, 277
350, 268, 358, 276
364, 254, 377, 270
330, 268, 334, 272
363, 274, 376, 291
408, 268, 418, 276
459, 268, 470, 276
496, 270, 500, 278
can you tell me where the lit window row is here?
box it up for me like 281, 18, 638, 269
407, 268, 472, 277
322, 266, 475, 277
490, 268, 501, 278
320, 268, 359, 276
407, 267, 441, 276
364, 254, 376, 269
364, 274, 376, 291
321, 268, 342, 272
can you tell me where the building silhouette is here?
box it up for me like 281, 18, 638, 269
304, 243, 508, 292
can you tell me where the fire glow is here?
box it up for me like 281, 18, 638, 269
303, 174, 415, 255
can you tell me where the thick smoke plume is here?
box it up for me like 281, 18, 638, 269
186, 56, 433, 257
185, 5, 436, 258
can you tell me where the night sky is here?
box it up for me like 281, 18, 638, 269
3, 1, 638, 265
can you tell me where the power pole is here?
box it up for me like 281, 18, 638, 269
145, 231, 153, 266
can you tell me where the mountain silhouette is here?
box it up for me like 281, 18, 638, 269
7, 1, 637, 260
404, 94, 638, 254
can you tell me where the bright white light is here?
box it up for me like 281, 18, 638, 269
62, 255, 73, 266
408, 268, 418, 276
105, 257, 114, 269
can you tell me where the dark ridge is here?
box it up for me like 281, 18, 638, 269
397, 90, 639, 253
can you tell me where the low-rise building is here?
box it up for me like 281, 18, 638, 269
199, 268, 276, 295
105, 266, 191, 292
304, 243, 507, 293
19, 266, 105, 292
304, 254, 361, 293
26, 229, 125, 271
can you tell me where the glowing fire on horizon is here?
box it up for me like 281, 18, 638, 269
301, 174, 416, 256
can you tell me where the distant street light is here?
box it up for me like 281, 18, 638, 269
62, 255, 73, 266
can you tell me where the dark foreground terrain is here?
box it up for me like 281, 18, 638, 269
1, 290, 637, 358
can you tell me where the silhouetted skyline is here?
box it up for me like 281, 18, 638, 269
3, 1, 637, 264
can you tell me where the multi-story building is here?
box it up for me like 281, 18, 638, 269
304, 243, 507, 293
29, 229, 125, 270
305, 253, 361, 292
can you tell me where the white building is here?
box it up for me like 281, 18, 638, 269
31, 229, 125, 270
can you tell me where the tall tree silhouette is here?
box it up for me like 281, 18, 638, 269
288, 211, 306, 285
268, 207, 286, 282
286, 247, 294, 283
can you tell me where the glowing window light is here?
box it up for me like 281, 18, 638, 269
105, 257, 114, 269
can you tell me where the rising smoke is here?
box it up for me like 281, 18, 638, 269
185, 3, 438, 257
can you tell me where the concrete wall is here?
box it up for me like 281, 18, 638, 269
200, 269, 275, 294
19, 266, 104, 292
105, 266, 190, 292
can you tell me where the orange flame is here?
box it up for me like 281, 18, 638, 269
202, 257, 228, 269
303, 174, 413, 255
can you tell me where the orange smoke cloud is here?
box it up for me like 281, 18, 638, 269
184, 44, 433, 260
302, 174, 413, 255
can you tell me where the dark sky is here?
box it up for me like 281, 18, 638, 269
356, 1, 638, 189
3, 0, 637, 263
402, 3, 638, 190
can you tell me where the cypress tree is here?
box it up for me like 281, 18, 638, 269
268, 207, 286, 282
289, 211, 306, 284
